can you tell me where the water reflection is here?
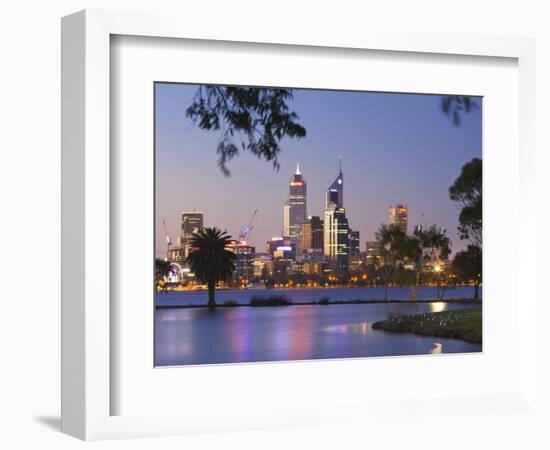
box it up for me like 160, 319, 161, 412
288, 307, 313, 360
430, 302, 447, 313
225, 309, 252, 361
155, 303, 481, 366
431, 342, 443, 354
323, 322, 369, 335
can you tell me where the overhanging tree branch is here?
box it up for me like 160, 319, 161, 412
186, 86, 307, 176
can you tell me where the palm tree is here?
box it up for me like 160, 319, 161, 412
186, 227, 237, 309
155, 258, 171, 292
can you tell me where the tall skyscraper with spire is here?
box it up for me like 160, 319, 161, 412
283, 163, 307, 250
326, 157, 344, 208
324, 158, 349, 271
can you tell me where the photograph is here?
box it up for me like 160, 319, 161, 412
154, 83, 483, 367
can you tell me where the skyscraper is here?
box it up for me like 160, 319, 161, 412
227, 240, 255, 285
180, 211, 203, 239
283, 163, 307, 248
326, 158, 344, 208
349, 230, 360, 256
324, 160, 349, 271
266, 236, 296, 259
365, 240, 383, 267
301, 215, 324, 254
324, 204, 349, 271
178, 210, 204, 256
348, 230, 362, 273
389, 204, 408, 234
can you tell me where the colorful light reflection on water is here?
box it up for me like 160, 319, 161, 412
155, 303, 481, 366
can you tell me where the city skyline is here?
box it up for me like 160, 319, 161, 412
155, 83, 482, 259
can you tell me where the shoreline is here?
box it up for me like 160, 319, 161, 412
372, 307, 482, 344
162, 284, 481, 293
155, 297, 482, 309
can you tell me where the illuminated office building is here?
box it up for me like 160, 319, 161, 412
283, 164, 307, 249
323, 204, 349, 271
178, 210, 204, 256
389, 204, 408, 234
301, 215, 324, 254
349, 230, 360, 256
227, 240, 255, 284
365, 240, 383, 267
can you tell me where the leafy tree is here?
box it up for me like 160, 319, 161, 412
395, 235, 421, 298
398, 225, 451, 300
415, 225, 451, 300
375, 224, 407, 301
441, 96, 479, 126
186, 86, 306, 176
413, 224, 452, 261
453, 245, 482, 299
449, 158, 482, 246
392, 265, 416, 289
155, 258, 171, 292
186, 227, 237, 309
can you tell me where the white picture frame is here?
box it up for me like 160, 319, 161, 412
61, 9, 537, 441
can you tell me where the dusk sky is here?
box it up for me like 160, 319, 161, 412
155, 83, 482, 258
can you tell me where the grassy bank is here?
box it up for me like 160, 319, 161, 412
371, 307, 482, 344
156, 297, 481, 309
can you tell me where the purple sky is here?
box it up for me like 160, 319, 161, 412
155, 83, 482, 258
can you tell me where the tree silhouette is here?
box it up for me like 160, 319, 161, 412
185, 227, 237, 309
453, 245, 482, 299
449, 158, 482, 299
186, 86, 306, 176
441, 96, 479, 126
449, 158, 482, 246
155, 258, 171, 292
402, 225, 451, 299
375, 223, 407, 301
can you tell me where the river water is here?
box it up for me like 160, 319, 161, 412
155, 296, 482, 366
155, 285, 481, 307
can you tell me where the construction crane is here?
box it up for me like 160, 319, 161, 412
162, 218, 172, 260
239, 209, 258, 243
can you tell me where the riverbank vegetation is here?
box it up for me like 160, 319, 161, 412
250, 295, 291, 306
372, 307, 482, 344
157, 296, 481, 309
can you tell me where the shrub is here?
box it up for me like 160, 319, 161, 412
318, 297, 330, 305
249, 295, 290, 306
222, 300, 239, 307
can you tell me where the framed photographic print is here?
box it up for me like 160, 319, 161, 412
62, 9, 538, 441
